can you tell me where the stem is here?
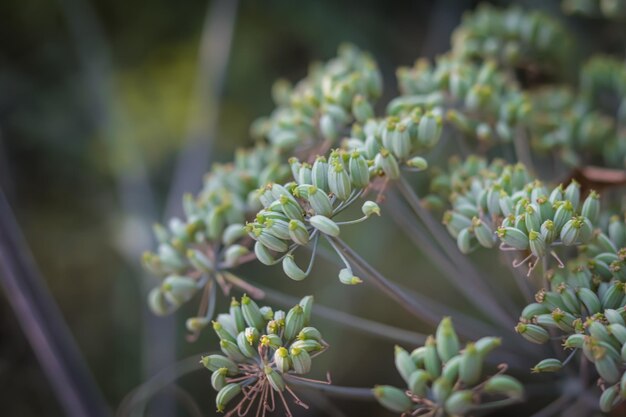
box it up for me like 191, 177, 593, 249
335, 216, 369, 226
473, 398, 522, 411
257, 285, 427, 346
394, 177, 517, 330
304, 233, 320, 275
284, 376, 374, 401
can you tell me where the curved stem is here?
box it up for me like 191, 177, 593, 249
284, 376, 374, 401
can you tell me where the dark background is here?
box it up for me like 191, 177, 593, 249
0, 0, 619, 416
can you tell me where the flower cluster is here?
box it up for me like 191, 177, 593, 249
245, 148, 381, 285
201, 295, 327, 416
394, 57, 529, 147
374, 318, 523, 416
251, 44, 382, 151
514, 210, 626, 412
439, 158, 600, 274
451, 4, 571, 74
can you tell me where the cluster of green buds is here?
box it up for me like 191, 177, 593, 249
393, 57, 529, 147
142, 144, 289, 329
373, 318, 523, 416
341, 109, 441, 178
516, 261, 626, 412
563, 0, 626, 19
440, 158, 600, 274
251, 44, 382, 150
202, 295, 327, 416
451, 4, 571, 74
246, 148, 382, 284
526, 57, 626, 168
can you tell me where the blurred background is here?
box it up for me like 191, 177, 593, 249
0, 0, 621, 416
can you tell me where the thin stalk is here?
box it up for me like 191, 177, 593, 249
257, 285, 427, 346
284, 376, 374, 401
395, 176, 517, 329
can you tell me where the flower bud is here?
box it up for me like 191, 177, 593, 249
284, 305, 305, 342
474, 336, 501, 357
187, 249, 214, 273
236, 332, 257, 358
361, 200, 381, 217
201, 354, 238, 376
211, 368, 228, 391
148, 288, 171, 316
349, 152, 370, 188
459, 342, 482, 386
216, 383, 242, 413
436, 317, 460, 362
515, 323, 549, 344
244, 327, 259, 345
222, 223, 246, 246
497, 227, 529, 250
224, 244, 249, 267
264, 366, 285, 392
260, 334, 282, 350
290, 347, 312, 374
161, 275, 197, 306
282, 255, 308, 281
241, 294, 265, 330
560, 217, 583, 246
186, 316, 210, 333
213, 320, 236, 343
445, 390, 475, 415
372, 385, 412, 413
418, 112, 442, 147
483, 375, 524, 399
472, 217, 495, 248
299, 295, 314, 325
424, 336, 441, 378
394, 345, 417, 384
441, 355, 461, 383
311, 156, 329, 190
352, 95, 374, 123
220, 339, 246, 362
564, 181, 581, 211
306, 186, 333, 217
375, 148, 400, 179
309, 215, 340, 237
432, 377, 452, 404
328, 162, 352, 200
529, 230, 546, 258
254, 241, 276, 266
531, 358, 562, 373
255, 229, 289, 253
600, 384, 619, 413
298, 327, 322, 342
552, 200, 573, 232
278, 195, 305, 222
581, 190, 600, 224
274, 347, 291, 373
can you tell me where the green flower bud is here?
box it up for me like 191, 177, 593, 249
483, 375, 524, 399
264, 366, 285, 392
311, 156, 329, 190
515, 323, 549, 344
372, 385, 412, 413
278, 195, 305, 222
306, 186, 333, 217
600, 384, 619, 413
418, 113, 442, 147
576, 287, 602, 315
432, 376, 452, 404
521, 303, 550, 320
222, 223, 246, 246
229, 299, 246, 333
608, 216, 625, 248
260, 334, 282, 350
349, 152, 370, 188
564, 181, 581, 211
601, 282, 624, 310
186, 317, 210, 333
410, 347, 426, 367
220, 339, 246, 362
211, 368, 228, 391
445, 390, 474, 415
201, 355, 238, 376
560, 217, 583, 246
472, 217, 495, 248
290, 347, 312, 374
441, 355, 461, 383
161, 275, 197, 306
259, 306, 273, 321
375, 148, 400, 179
424, 336, 441, 378
298, 327, 322, 342
224, 244, 249, 267
459, 343, 482, 386
241, 294, 265, 330
290, 339, 322, 353
361, 201, 381, 218
274, 347, 291, 373
395, 345, 417, 384
552, 200, 573, 232
595, 350, 620, 384
213, 320, 236, 343
148, 288, 171, 316
443, 211, 472, 238
531, 358, 562, 373
288, 219, 310, 246
352, 95, 374, 123
497, 227, 529, 250
282, 255, 308, 281
236, 332, 257, 358
564, 333, 584, 349
581, 191, 600, 224
244, 327, 259, 345
264, 218, 291, 240
309, 215, 340, 237
408, 369, 430, 396
328, 162, 352, 200
254, 241, 276, 266
299, 295, 314, 326
474, 336, 502, 357
529, 230, 546, 258
338, 267, 363, 285
436, 317, 460, 362
284, 305, 305, 342
187, 249, 215, 273
608, 323, 626, 344
216, 383, 242, 413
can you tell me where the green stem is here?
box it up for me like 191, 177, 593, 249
284, 376, 374, 401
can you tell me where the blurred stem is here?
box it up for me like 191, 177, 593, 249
0, 190, 110, 417
257, 284, 427, 346
284, 376, 374, 401
395, 175, 517, 330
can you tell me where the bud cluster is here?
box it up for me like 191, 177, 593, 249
438, 158, 599, 274
143, 144, 288, 319
373, 318, 523, 416
202, 295, 326, 415
251, 44, 382, 150
394, 57, 529, 147
451, 4, 571, 73
246, 148, 382, 284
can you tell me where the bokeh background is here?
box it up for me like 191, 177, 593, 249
0, 0, 622, 416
